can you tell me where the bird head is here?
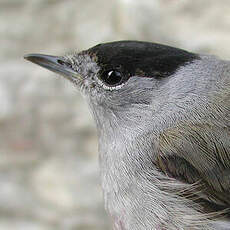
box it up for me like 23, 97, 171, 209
24, 41, 200, 132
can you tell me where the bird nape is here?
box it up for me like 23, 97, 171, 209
25, 40, 230, 230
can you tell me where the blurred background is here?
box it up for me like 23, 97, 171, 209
0, 0, 230, 229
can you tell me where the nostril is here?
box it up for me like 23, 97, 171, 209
57, 59, 72, 68
57, 59, 65, 65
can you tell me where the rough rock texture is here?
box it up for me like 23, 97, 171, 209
0, 0, 230, 229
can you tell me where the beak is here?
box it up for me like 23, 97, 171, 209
24, 54, 80, 81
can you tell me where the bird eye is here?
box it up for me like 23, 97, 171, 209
100, 70, 123, 86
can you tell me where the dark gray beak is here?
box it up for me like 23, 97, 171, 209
24, 54, 80, 81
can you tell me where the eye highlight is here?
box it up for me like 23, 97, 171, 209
100, 70, 123, 86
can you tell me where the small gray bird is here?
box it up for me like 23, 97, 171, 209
25, 41, 230, 230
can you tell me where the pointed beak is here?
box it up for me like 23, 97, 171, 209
24, 54, 81, 81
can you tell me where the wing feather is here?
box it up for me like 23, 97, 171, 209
157, 122, 230, 206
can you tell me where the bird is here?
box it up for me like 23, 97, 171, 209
25, 40, 230, 230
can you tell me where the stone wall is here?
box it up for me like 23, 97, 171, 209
0, 0, 230, 229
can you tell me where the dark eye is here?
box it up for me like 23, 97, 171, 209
100, 70, 123, 86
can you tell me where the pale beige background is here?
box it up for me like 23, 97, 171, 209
0, 0, 230, 229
